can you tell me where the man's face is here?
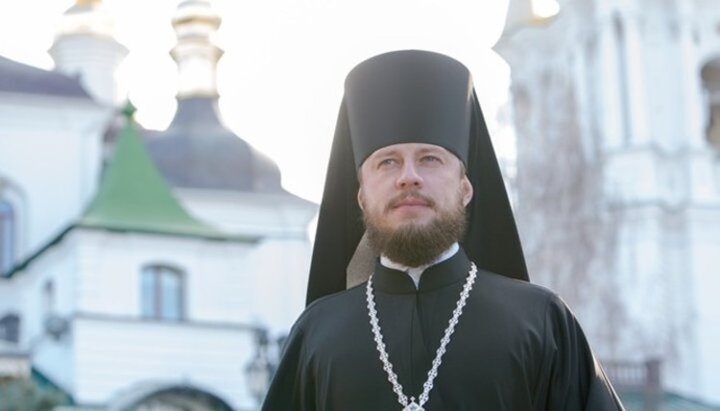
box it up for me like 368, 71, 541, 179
358, 143, 473, 266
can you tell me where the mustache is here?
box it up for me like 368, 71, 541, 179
384, 190, 436, 212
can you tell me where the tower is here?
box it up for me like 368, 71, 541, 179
49, 0, 128, 106
145, 0, 317, 334
496, 0, 720, 403
170, 0, 223, 99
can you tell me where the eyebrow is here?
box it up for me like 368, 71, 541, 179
416, 147, 446, 155
372, 147, 447, 158
374, 149, 397, 157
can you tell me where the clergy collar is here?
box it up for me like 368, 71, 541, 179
373, 245, 471, 294
380, 243, 459, 287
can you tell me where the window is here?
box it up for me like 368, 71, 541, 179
140, 265, 184, 321
0, 200, 15, 274
702, 59, 720, 147
43, 280, 55, 317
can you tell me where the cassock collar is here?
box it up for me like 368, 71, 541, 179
380, 243, 459, 287
372, 246, 472, 294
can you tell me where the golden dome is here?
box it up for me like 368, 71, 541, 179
75, 0, 101, 6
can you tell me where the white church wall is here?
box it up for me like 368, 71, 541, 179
176, 189, 316, 238
690, 151, 720, 205
606, 206, 705, 399
604, 150, 660, 203
643, 48, 693, 150
245, 237, 312, 335
185, 239, 256, 324
72, 315, 256, 410
3, 219, 312, 405
615, 209, 662, 349
689, 207, 720, 404
170, 190, 315, 335
7, 236, 79, 393
73, 229, 255, 324
67, 228, 271, 408
0, 95, 107, 260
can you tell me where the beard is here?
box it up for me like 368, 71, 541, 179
363, 192, 468, 267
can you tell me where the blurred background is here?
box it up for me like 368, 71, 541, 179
0, 0, 718, 410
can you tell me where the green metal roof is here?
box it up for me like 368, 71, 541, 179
78, 104, 229, 240
31, 366, 74, 406
2, 104, 256, 279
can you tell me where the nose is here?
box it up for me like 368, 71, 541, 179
396, 162, 423, 188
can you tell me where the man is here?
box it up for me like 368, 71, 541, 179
262, 50, 624, 410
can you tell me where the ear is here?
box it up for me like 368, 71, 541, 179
461, 175, 473, 207
357, 186, 365, 211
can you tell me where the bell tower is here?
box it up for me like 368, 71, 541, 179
170, 0, 224, 99
49, 0, 128, 106
496, 0, 720, 403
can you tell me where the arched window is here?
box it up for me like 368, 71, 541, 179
613, 12, 631, 145
0, 200, 15, 274
140, 265, 185, 321
701, 58, 720, 147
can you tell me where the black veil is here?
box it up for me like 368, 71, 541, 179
306, 50, 528, 305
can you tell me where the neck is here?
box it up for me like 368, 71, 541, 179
381, 243, 459, 288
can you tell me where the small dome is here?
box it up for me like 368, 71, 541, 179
57, 0, 114, 38
145, 97, 283, 193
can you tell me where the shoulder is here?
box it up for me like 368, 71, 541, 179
472, 269, 572, 323
303, 282, 367, 314
292, 283, 368, 333
477, 269, 561, 303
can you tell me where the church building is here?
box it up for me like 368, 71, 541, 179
497, 0, 720, 408
0, 0, 316, 409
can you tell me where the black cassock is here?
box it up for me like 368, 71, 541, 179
262, 249, 624, 411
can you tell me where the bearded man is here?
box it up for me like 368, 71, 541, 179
262, 50, 624, 411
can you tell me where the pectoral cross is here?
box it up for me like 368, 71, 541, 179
403, 397, 424, 411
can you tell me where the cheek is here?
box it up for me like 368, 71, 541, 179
358, 186, 382, 212
365, 194, 386, 213
361, 178, 387, 199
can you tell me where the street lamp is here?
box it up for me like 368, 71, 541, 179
245, 328, 274, 408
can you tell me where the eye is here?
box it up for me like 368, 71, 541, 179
420, 155, 442, 164
378, 158, 398, 168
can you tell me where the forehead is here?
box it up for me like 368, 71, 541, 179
365, 143, 456, 160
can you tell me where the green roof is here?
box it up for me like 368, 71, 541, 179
78, 104, 229, 240
0, 103, 258, 278
3, 105, 255, 279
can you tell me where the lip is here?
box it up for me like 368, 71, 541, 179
392, 198, 431, 209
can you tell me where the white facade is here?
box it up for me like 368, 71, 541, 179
0, 1, 316, 410
497, 0, 720, 404
0, 84, 315, 409
0, 92, 109, 261
1, 228, 267, 408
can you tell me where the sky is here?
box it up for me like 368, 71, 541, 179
0, 0, 549, 203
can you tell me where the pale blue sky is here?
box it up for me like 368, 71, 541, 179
0, 0, 542, 202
